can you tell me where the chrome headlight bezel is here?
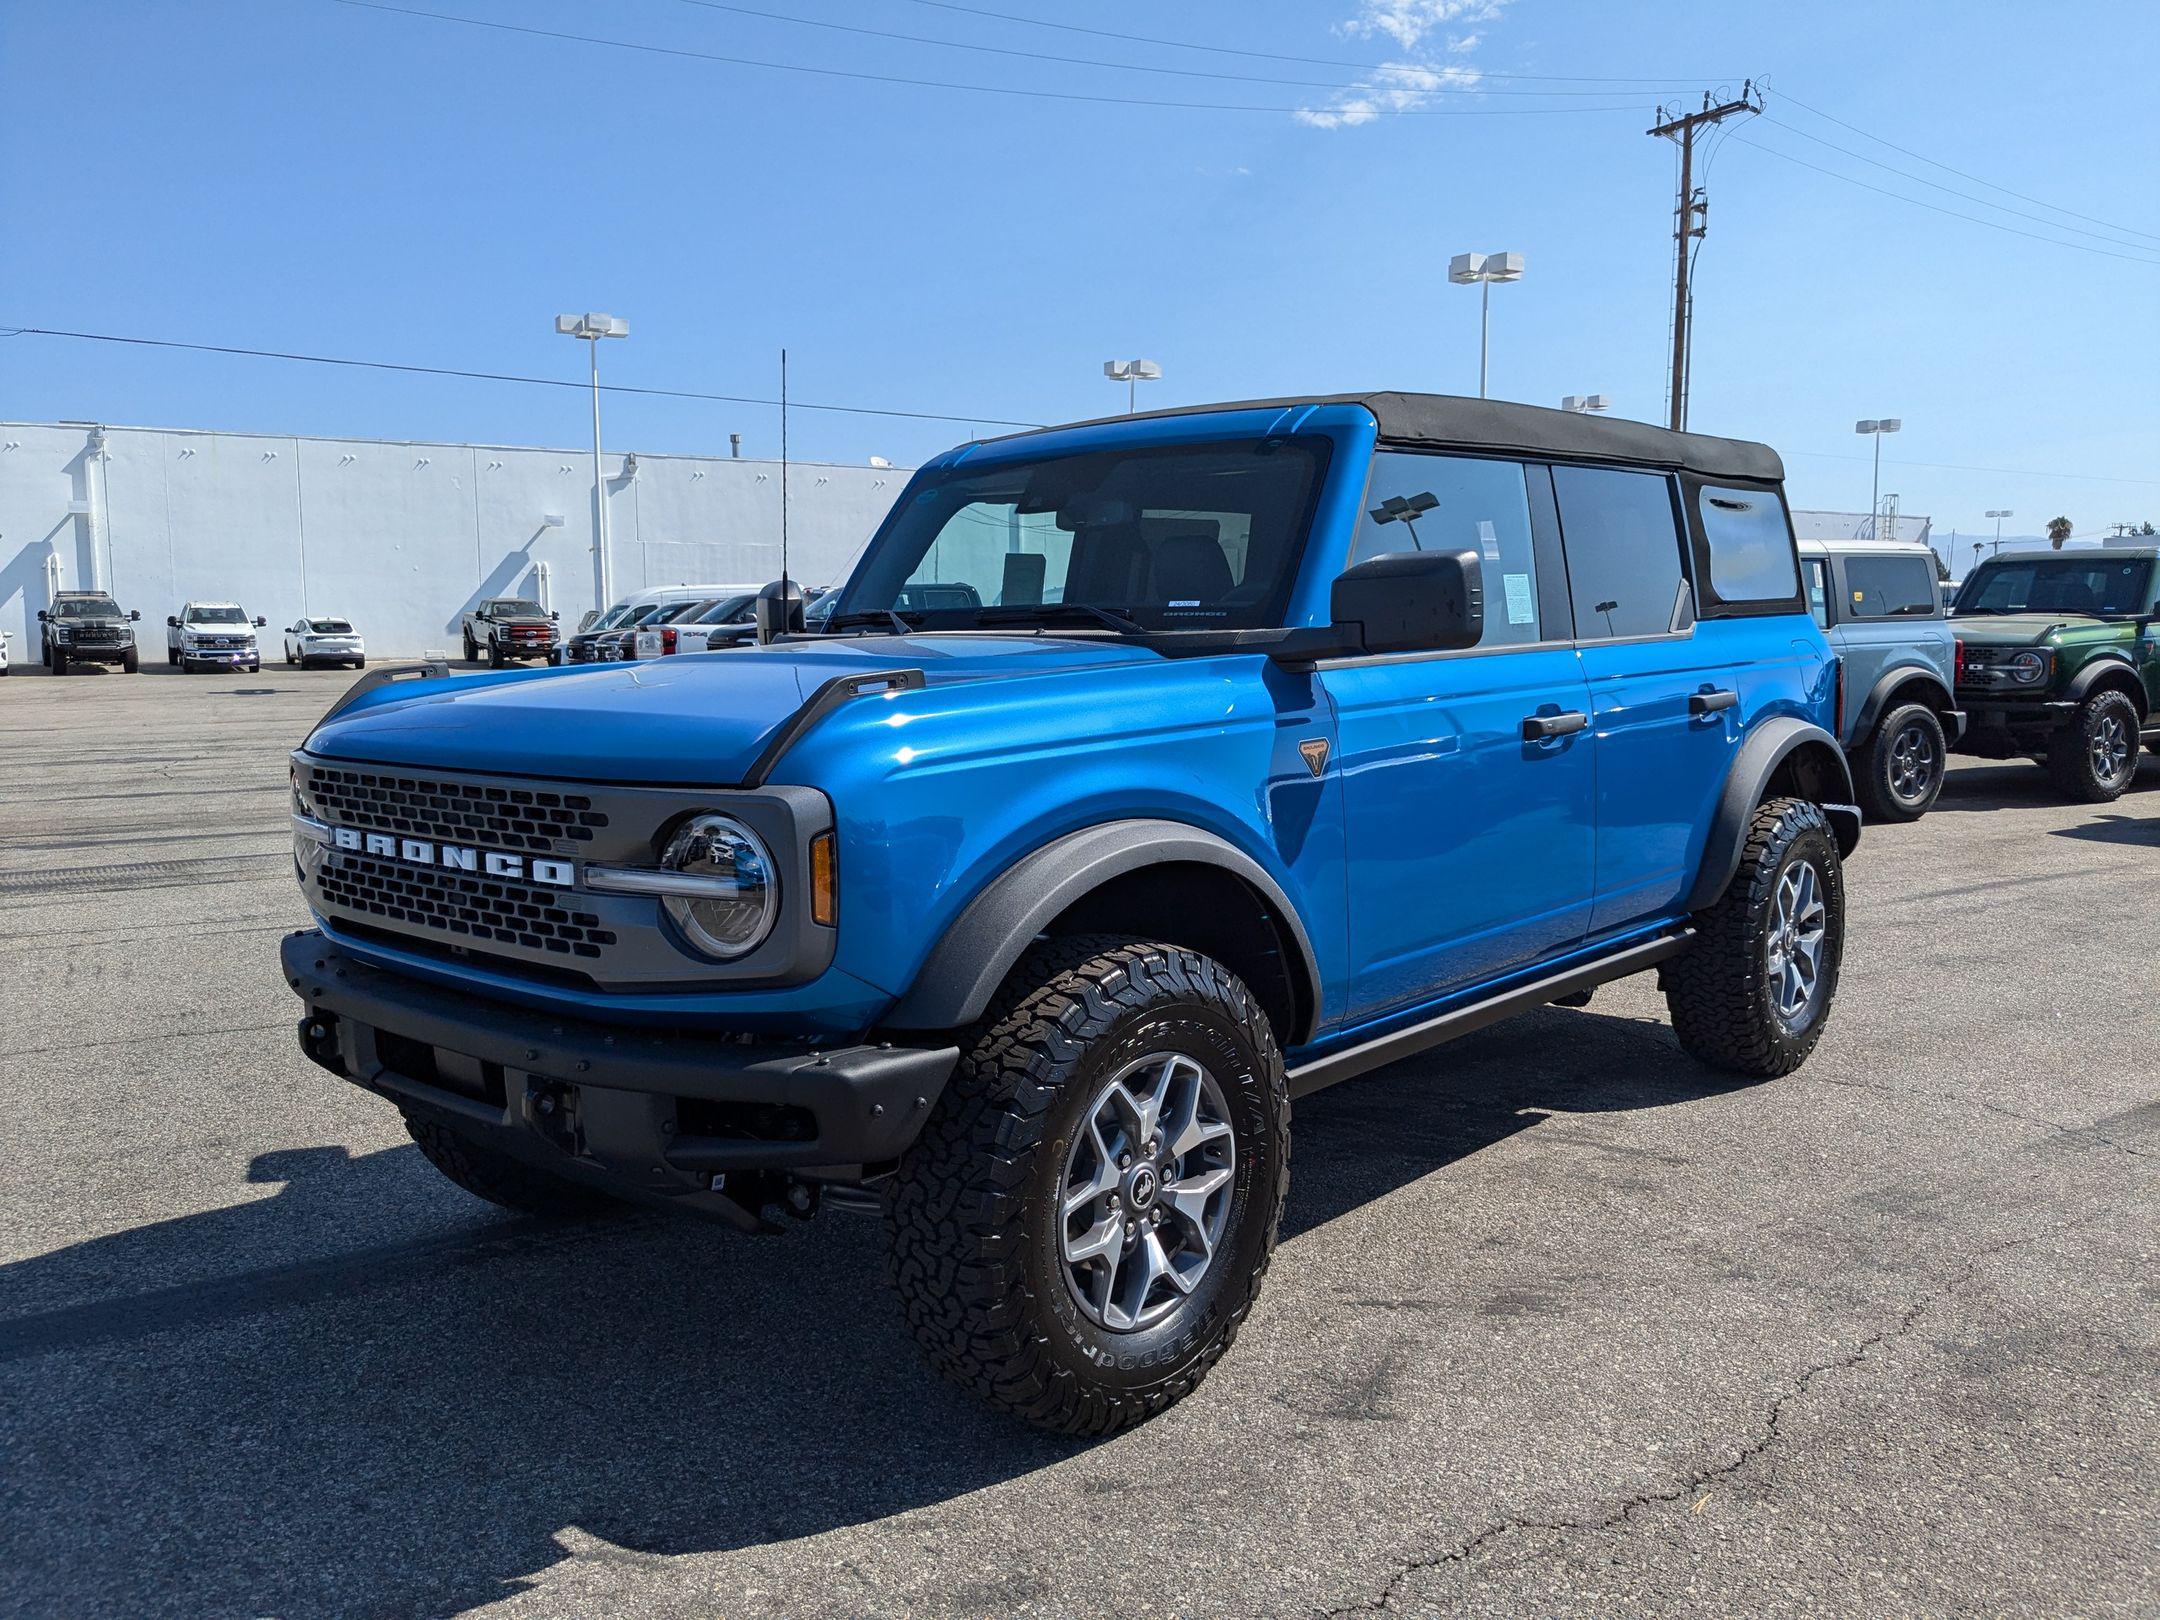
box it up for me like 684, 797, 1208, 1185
656, 813, 779, 961
2008, 649, 2050, 684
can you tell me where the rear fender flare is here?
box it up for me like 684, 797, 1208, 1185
884, 819, 1321, 1041
1686, 718, 1860, 912
1851, 664, 1954, 745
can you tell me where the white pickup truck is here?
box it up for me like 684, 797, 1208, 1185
166, 602, 266, 672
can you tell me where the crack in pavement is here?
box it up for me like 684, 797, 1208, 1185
1805, 1073, 2157, 1161
1316, 1209, 2106, 1618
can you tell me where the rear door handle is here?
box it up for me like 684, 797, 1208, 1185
1689, 688, 1739, 715
1522, 710, 1589, 741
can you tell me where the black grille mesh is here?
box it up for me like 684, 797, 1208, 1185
317, 852, 618, 958
304, 764, 608, 854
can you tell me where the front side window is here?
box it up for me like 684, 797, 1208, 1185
1953, 556, 2155, 618
1350, 451, 1543, 645
1842, 554, 1938, 618
842, 437, 1330, 632
1553, 466, 1688, 641
1697, 485, 1800, 604
692, 595, 756, 625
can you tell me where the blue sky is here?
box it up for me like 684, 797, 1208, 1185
2, 0, 2154, 554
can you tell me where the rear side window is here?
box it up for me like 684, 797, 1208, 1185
1553, 466, 1687, 641
1804, 558, 1831, 628
1697, 485, 1800, 603
1351, 451, 1543, 646
1843, 554, 1937, 618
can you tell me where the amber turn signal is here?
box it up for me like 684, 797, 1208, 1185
809, 831, 838, 927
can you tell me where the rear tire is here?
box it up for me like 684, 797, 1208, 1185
402, 1112, 624, 1217
462, 631, 478, 662
2045, 690, 2141, 803
1854, 702, 1946, 822
167, 646, 178, 667
885, 936, 1289, 1435
122, 646, 139, 673
1665, 797, 1845, 1078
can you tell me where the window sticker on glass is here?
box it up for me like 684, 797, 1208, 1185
1478, 519, 1501, 561
1503, 572, 1535, 625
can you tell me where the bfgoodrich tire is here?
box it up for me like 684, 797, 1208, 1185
885, 936, 1289, 1435
1665, 797, 1846, 1078
402, 1111, 624, 1218
1855, 701, 1946, 822
2045, 689, 2141, 803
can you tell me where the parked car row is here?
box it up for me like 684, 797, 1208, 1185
18, 592, 372, 676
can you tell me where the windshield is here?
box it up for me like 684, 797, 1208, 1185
1953, 556, 2155, 617
838, 437, 1330, 633
55, 598, 119, 618
308, 619, 353, 633
488, 599, 545, 616
188, 606, 247, 624
692, 594, 756, 625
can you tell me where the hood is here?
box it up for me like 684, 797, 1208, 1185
1949, 612, 2127, 647
305, 633, 1163, 785
58, 613, 130, 629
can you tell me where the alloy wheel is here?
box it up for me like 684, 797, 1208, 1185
1889, 721, 1938, 804
2091, 712, 2132, 785
1059, 1052, 1235, 1332
1765, 859, 1828, 1026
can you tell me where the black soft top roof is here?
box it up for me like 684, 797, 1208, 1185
1024, 391, 1784, 484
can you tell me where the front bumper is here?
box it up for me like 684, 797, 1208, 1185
183, 645, 260, 667
55, 642, 132, 664
1954, 695, 2075, 754
282, 930, 956, 1200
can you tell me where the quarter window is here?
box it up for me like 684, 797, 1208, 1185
1350, 452, 1542, 645
1553, 466, 1688, 641
1842, 554, 1937, 618
1697, 485, 1799, 603
1804, 558, 1831, 628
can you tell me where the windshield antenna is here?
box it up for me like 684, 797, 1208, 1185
779, 347, 791, 596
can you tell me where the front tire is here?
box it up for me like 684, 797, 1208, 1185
885, 937, 1289, 1435
1665, 797, 1845, 1078
2046, 690, 2141, 803
402, 1111, 623, 1217
50, 646, 68, 675
1855, 702, 1946, 822
487, 637, 505, 668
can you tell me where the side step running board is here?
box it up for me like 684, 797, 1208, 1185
1285, 928, 1695, 1100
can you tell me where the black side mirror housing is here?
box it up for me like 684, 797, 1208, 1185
128, 609, 141, 621
754, 578, 808, 644
254, 616, 267, 628
166, 615, 179, 628
37, 610, 48, 622
1329, 549, 1484, 656
550, 610, 560, 621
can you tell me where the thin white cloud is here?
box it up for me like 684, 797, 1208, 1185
1297, 1, 1512, 129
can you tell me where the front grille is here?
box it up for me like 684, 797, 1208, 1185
75, 628, 128, 645
194, 636, 247, 650
317, 851, 618, 958
303, 764, 610, 853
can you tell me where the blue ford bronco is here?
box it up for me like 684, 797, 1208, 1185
283, 394, 1860, 1432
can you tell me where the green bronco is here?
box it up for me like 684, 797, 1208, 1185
1950, 547, 2159, 802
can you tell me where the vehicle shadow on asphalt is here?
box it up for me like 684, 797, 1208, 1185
1931, 758, 2157, 812
0, 1005, 1751, 1618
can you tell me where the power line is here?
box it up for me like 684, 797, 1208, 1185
1761, 114, 2159, 253
1729, 135, 2160, 267
894, 0, 1730, 84
1783, 448, 2160, 488
0, 325, 1045, 428
1774, 87, 2160, 247
329, 0, 1650, 116
669, 0, 1711, 96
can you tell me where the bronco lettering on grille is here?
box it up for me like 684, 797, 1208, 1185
327, 825, 575, 888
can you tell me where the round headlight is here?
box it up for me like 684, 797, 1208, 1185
291, 764, 317, 818
2010, 650, 2048, 682
660, 814, 777, 960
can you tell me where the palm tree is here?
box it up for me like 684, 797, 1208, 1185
2046, 516, 2073, 549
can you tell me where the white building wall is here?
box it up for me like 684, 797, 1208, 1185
0, 423, 905, 656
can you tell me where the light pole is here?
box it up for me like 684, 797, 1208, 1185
1103, 359, 1161, 413
1449, 252, 1524, 399
1854, 418, 1901, 537
1985, 509, 2013, 558
1561, 394, 1610, 414
556, 312, 629, 609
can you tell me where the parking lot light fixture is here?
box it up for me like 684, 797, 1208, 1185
1562, 394, 1609, 414
556, 312, 630, 608
1985, 509, 2013, 557
1854, 418, 1901, 538
1449, 251, 1523, 399
1103, 359, 1162, 414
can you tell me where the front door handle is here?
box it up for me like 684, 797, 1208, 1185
1522, 710, 1590, 741
1689, 688, 1740, 716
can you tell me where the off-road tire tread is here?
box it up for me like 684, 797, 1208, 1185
402, 1111, 622, 1217
1665, 796, 1842, 1078
885, 935, 1289, 1436
1855, 701, 1945, 821
2045, 690, 2140, 803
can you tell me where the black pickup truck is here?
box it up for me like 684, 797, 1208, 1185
39, 591, 142, 674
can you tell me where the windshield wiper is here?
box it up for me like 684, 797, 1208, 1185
972, 603, 1146, 635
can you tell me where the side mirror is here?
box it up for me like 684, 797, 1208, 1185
36, 610, 48, 622
128, 609, 141, 621
1330, 549, 1483, 656
254, 616, 267, 628
754, 578, 808, 644
550, 610, 560, 621
166, 615, 180, 628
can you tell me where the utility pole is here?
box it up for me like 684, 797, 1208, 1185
1649, 85, 1759, 432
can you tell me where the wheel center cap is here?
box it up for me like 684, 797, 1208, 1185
1124, 1164, 1159, 1211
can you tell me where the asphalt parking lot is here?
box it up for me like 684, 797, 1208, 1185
2, 660, 2155, 1620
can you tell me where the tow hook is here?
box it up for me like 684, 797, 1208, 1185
523, 1079, 580, 1153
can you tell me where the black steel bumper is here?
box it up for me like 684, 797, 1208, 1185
1954, 696, 2075, 754
281, 930, 957, 1205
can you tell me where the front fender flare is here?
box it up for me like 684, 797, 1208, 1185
884, 819, 1322, 1039
2064, 653, 2148, 716
1686, 718, 1860, 912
